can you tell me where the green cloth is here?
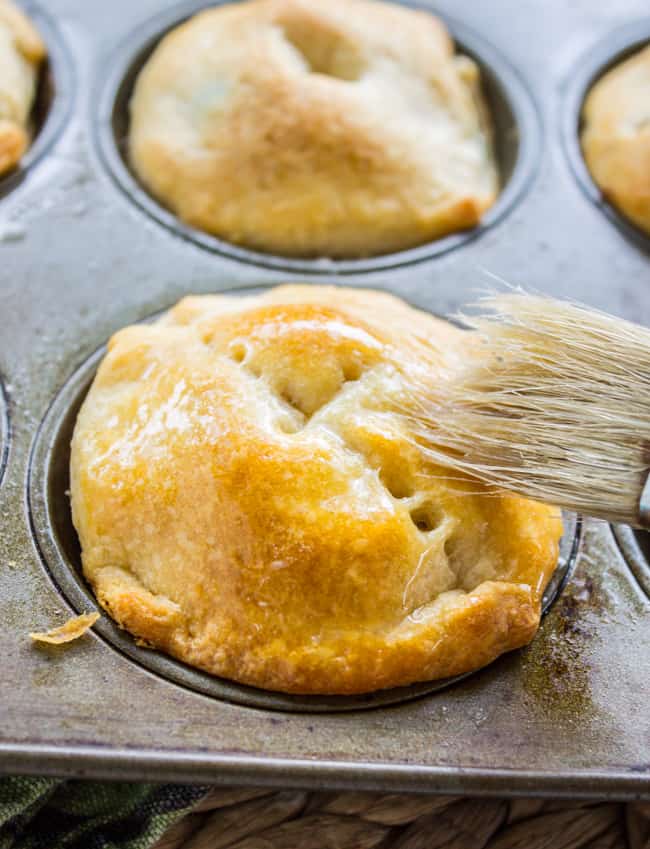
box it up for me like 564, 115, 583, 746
0, 777, 206, 849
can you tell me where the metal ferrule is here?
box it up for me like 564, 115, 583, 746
640, 473, 650, 529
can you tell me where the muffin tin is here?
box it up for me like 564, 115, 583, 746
614, 527, 650, 601
1, 0, 650, 799
0, 380, 8, 486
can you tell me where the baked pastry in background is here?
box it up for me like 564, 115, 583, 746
581, 44, 650, 236
71, 285, 562, 695
0, 0, 45, 176
128, 0, 498, 258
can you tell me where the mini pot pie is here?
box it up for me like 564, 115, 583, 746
128, 0, 499, 258
581, 44, 650, 236
70, 286, 563, 695
0, 0, 46, 176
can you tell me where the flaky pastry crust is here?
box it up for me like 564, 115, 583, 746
0, 0, 45, 176
128, 0, 498, 258
71, 286, 562, 695
581, 45, 650, 236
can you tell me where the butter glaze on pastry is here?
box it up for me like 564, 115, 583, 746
0, 0, 45, 176
71, 286, 562, 695
128, 0, 498, 258
581, 45, 650, 236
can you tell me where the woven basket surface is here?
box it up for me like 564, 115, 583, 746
153, 787, 650, 849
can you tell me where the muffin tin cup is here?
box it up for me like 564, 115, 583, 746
562, 19, 650, 255
93, 0, 542, 274
613, 526, 650, 601
27, 289, 582, 712
0, 378, 9, 486
0, 1, 73, 199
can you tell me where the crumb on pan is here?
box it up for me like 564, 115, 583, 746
29, 612, 100, 645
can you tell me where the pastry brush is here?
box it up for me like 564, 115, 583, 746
405, 292, 650, 528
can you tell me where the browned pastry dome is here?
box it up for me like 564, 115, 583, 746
581, 44, 650, 235
128, 0, 498, 258
70, 286, 563, 695
0, 0, 45, 176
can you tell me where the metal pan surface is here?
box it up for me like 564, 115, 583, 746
0, 0, 649, 799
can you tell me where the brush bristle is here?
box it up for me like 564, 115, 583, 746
405, 293, 650, 526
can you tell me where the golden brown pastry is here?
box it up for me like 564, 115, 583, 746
0, 0, 45, 176
70, 286, 562, 695
128, 0, 498, 258
581, 44, 650, 235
